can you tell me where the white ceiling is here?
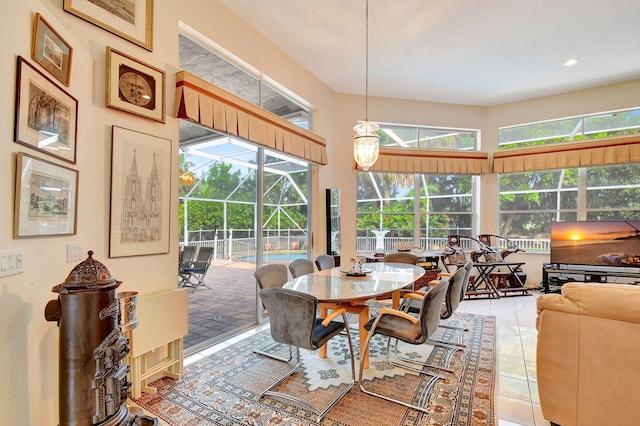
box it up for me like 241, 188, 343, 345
218, 0, 640, 107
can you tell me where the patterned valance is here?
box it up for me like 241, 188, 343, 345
175, 71, 328, 165
358, 147, 490, 174
493, 135, 640, 173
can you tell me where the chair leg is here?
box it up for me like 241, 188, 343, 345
359, 320, 445, 414
389, 337, 462, 373
253, 341, 293, 363
260, 319, 355, 423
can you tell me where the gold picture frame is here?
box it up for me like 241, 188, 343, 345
31, 13, 73, 86
14, 152, 78, 238
64, 0, 153, 51
109, 126, 171, 257
14, 56, 78, 164
106, 46, 165, 123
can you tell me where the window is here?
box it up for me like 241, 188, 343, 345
499, 108, 640, 149
498, 163, 640, 244
356, 171, 476, 252
179, 34, 311, 129
377, 122, 477, 150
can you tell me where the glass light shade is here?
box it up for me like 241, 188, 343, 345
353, 121, 380, 170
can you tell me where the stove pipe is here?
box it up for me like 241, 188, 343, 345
44, 251, 157, 426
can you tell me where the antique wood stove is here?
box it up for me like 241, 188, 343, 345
44, 251, 157, 426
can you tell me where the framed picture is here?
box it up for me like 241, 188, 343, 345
106, 47, 165, 123
63, 0, 153, 51
31, 13, 73, 86
14, 56, 78, 164
109, 126, 171, 257
14, 152, 78, 238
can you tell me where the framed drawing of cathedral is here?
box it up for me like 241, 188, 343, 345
109, 126, 171, 257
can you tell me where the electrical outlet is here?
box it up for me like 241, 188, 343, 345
67, 243, 83, 262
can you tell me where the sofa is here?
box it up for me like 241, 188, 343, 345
536, 282, 640, 426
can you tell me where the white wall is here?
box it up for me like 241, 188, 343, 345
1, 1, 638, 423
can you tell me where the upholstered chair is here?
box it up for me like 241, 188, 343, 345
258, 287, 355, 422
288, 258, 315, 278
314, 254, 335, 271
359, 279, 457, 413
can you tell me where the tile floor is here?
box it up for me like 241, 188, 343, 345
173, 261, 551, 425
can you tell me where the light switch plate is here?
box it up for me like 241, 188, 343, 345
0, 248, 24, 277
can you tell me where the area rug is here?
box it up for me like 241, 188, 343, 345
133, 312, 496, 426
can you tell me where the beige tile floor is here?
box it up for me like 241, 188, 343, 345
145, 260, 552, 425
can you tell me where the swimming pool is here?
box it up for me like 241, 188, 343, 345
234, 253, 307, 262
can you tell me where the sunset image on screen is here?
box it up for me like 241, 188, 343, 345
550, 221, 640, 267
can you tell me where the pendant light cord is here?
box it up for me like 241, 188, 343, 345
365, 0, 370, 122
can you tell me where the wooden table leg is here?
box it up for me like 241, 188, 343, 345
318, 303, 329, 359
358, 305, 370, 369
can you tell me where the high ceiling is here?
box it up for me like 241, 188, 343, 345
218, 0, 640, 107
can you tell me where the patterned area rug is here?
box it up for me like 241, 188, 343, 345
134, 312, 496, 425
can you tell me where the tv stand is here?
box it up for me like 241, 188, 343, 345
542, 263, 640, 293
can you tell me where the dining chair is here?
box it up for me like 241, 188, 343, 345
401, 260, 473, 347
383, 252, 419, 264
178, 246, 214, 292
258, 287, 355, 423
253, 264, 292, 362
288, 258, 315, 278
358, 279, 455, 413
314, 254, 335, 271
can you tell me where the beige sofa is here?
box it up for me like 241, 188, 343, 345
536, 282, 640, 426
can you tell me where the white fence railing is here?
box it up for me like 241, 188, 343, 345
181, 233, 551, 262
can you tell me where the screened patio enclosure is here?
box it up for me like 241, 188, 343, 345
179, 120, 311, 261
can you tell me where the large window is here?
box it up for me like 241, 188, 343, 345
499, 162, 640, 242
376, 122, 477, 150
499, 107, 640, 149
356, 171, 476, 252
179, 34, 311, 129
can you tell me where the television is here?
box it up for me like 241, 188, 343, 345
550, 221, 640, 268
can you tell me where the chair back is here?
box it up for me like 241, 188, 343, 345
417, 279, 449, 341
254, 264, 289, 289
179, 245, 197, 266
315, 254, 335, 271
441, 261, 470, 319
258, 287, 319, 350
191, 246, 214, 269
459, 260, 474, 302
383, 252, 419, 264
288, 259, 315, 278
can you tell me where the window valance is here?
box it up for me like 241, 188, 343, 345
175, 71, 328, 165
357, 147, 490, 174
492, 135, 640, 173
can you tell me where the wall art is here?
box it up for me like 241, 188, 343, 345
64, 0, 153, 51
109, 126, 171, 257
14, 152, 78, 238
14, 56, 78, 164
106, 46, 165, 123
32, 12, 73, 86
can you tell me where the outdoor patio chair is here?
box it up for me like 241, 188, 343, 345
258, 287, 355, 423
178, 246, 214, 292
315, 254, 335, 271
359, 279, 456, 413
288, 258, 315, 278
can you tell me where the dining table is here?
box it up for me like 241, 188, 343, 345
282, 261, 425, 368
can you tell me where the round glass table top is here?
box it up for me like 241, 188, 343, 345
283, 262, 425, 303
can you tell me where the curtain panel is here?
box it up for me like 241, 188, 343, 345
493, 135, 640, 173
357, 147, 490, 174
175, 71, 328, 165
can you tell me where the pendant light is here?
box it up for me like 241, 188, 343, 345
353, 0, 379, 170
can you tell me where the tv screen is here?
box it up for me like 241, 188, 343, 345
550, 221, 640, 267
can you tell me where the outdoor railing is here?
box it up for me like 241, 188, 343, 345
181, 231, 550, 262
